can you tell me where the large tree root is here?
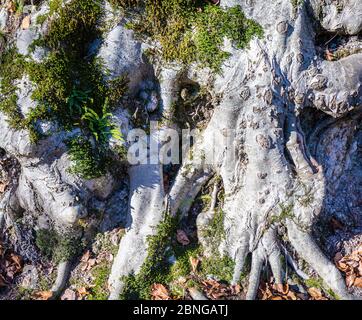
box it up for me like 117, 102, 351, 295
0, 0, 360, 301
108, 164, 165, 299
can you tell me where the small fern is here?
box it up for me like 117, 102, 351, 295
81, 98, 123, 144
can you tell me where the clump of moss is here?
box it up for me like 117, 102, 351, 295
36, 228, 83, 263
304, 276, 340, 300
121, 213, 178, 299
0, 0, 128, 179
0, 47, 27, 130
170, 244, 201, 280
88, 263, 111, 300
35, 228, 58, 259
200, 255, 235, 283
120, 1, 263, 72
67, 136, 109, 180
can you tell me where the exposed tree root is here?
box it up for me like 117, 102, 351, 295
50, 261, 72, 299
188, 287, 208, 300
0, 0, 361, 301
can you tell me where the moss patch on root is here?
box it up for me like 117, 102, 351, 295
119, 0, 263, 72
120, 213, 178, 299
35, 228, 83, 263
120, 205, 235, 299
0, 0, 129, 179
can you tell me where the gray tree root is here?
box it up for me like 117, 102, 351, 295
0, 0, 360, 300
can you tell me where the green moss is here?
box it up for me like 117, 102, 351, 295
49, 0, 63, 16
200, 209, 225, 249
304, 276, 340, 300
66, 136, 109, 180
88, 263, 111, 300
170, 244, 201, 280
35, 228, 83, 263
200, 255, 235, 283
291, 0, 304, 8
35, 229, 58, 259
0, 47, 27, 129
121, 213, 178, 299
53, 234, 83, 263
36, 14, 48, 25
0, 0, 128, 179
270, 203, 295, 225
121, 1, 263, 72
120, 205, 236, 299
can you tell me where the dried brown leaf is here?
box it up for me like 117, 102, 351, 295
33, 291, 53, 300
189, 256, 199, 273
358, 262, 362, 277
9, 253, 23, 272
308, 287, 323, 299
353, 277, 362, 288
81, 250, 90, 262
274, 283, 289, 295
151, 284, 170, 300
346, 273, 356, 287
21, 15, 31, 30
77, 287, 89, 297
61, 289, 76, 300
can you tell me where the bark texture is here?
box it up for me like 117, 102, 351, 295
0, 0, 361, 300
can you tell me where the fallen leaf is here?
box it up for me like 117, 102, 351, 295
189, 256, 199, 272
330, 217, 343, 230
274, 283, 289, 295
151, 284, 170, 300
61, 289, 76, 300
346, 273, 356, 287
82, 258, 96, 271
9, 253, 23, 272
334, 252, 343, 264
33, 291, 53, 300
286, 290, 298, 300
21, 15, 31, 30
0, 181, 9, 193
81, 250, 90, 263
353, 277, 362, 288
77, 287, 89, 297
358, 262, 362, 276
6, 1, 16, 13
176, 230, 190, 246
231, 284, 241, 295
325, 49, 334, 61
308, 287, 323, 299
357, 244, 362, 254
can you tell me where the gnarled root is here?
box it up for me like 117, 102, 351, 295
50, 261, 72, 299
108, 164, 165, 299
